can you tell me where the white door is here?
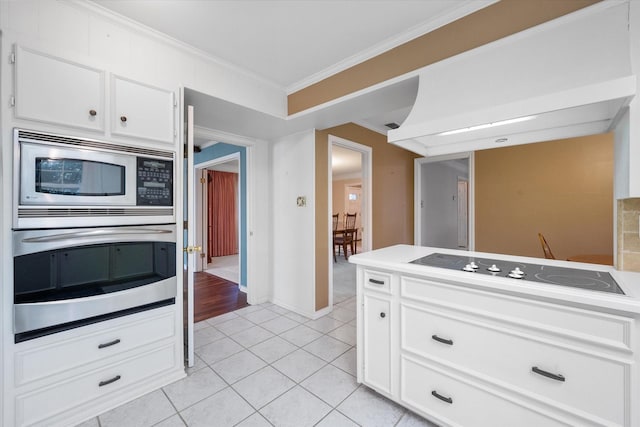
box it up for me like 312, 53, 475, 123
363, 294, 391, 394
183, 104, 198, 367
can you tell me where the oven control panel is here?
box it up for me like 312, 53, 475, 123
136, 157, 173, 206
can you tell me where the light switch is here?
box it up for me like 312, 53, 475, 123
297, 196, 306, 207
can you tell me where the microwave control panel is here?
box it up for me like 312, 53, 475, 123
136, 157, 173, 206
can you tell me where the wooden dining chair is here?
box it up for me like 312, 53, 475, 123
332, 213, 339, 262
335, 213, 357, 260
538, 233, 556, 259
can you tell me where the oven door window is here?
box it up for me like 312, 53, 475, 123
14, 241, 176, 303
35, 158, 125, 196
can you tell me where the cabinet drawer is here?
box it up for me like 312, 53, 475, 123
400, 356, 566, 427
401, 276, 633, 352
16, 344, 175, 427
402, 304, 628, 425
364, 269, 392, 294
15, 311, 175, 386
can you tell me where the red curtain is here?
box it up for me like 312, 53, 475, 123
207, 171, 238, 260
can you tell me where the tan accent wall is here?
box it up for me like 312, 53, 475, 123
475, 134, 614, 260
288, 0, 600, 115
315, 130, 329, 311
617, 199, 640, 272
314, 124, 418, 310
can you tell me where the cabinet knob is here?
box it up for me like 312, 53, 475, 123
120, 115, 128, 123
380, 312, 386, 318
89, 109, 97, 117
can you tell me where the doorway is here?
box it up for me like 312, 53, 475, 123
329, 135, 372, 307
196, 155, 240, 285
415, 153, 474, 250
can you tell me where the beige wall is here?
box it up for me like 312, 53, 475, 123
288, 0, 599, 114
475, 133, 614, 260
617, 199, 640, 272
315, 130, 329, 311
315, 123, 419, 309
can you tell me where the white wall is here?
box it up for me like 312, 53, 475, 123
421, 161, 468, 249
271, 130, 316, 316
247, 139, 273, 305
0, 0, 286, 117
0, 2, 286, 421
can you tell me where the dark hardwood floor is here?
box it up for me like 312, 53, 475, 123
193, 271, 248, 322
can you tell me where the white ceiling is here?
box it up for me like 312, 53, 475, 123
332, 145, 361, 178
91, 0, 489, 92
91, 0, 495, 153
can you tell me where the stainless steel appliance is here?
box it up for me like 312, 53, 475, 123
14, 128, 175, 229
410, 253, 624, 294
13, 224, 177, 342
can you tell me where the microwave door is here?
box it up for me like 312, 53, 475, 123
20, 142, 137, 206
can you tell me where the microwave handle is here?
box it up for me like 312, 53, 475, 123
21, 228, 172, 243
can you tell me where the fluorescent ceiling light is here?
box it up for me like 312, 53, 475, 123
437, 115, 537, 136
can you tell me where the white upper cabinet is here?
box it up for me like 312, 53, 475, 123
13, 45, 176, 146
111, 75, 175, 144
14, 45, 105, 132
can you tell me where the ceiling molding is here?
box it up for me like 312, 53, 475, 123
74, 0, 285, 91
285, 0, 498, 94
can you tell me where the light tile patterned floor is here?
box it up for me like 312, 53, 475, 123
77, 257, 437, 427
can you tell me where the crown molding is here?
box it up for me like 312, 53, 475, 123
69, 0, 285, 91
285, 0, 498, 94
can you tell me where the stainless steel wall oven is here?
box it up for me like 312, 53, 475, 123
13, 225, 177, 342
12, 128, 179, 343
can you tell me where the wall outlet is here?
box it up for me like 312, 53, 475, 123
297, 196, 306, 207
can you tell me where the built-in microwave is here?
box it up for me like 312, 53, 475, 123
13, 128, 175, 229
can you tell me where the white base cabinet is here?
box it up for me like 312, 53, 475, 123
9, 306, 185, 427
356, 264, 639, 427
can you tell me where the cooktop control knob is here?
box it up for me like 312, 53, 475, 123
462, 264, 476, 272
469, 262, 478, 269
487, 264, 501, 272
508, 267, 524, 279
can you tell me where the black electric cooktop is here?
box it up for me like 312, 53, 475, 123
410, 253, 624, 295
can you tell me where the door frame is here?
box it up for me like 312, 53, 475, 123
192, 126, 260, 301
195, 152, 243, 291
328, 135, 372, 308
414, 152, 475, 250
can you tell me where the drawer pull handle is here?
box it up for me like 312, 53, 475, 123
98, 375, 121, 387
532, 366, 565, 382
432, 335, 453, 346
120, 115, 128, 122
431, 390, 453, 404
89, 109, 97, 116
98, 339, 121, 349
380, 312, 386, 318
369, 278, 385, 285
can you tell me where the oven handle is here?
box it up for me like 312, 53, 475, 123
21, 228, 172, 243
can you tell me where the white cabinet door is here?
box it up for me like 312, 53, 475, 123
111, 75, 175, 144
15, 46, 105, 132
363, 294, 391, 395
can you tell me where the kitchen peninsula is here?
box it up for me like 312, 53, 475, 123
351, 245, 640, 427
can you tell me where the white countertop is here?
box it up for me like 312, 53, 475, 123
349, 245, 640, 315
